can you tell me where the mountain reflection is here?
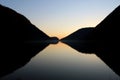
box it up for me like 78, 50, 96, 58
0, 42, 49, 78
61, 41, 120, 77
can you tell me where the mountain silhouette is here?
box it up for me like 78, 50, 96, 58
61, 5, 120, 76
61, 27, 95, 53
49, 37, 59, 44
94, 5, 120, 51
0, 4, 55, 78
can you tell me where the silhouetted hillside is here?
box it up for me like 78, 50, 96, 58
94, 5, 120, 50
61, 27, 95, 53
61, 5, 120, 76
61, 27, 94, 41
49, 37, 59, 44
0, 4, 50, 78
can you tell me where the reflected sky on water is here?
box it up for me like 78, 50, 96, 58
1, 42, 120, 80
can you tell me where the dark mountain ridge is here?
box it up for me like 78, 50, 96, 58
61, 27, 95, 53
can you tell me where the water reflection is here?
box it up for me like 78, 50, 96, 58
61, 41, 120, 77
1, 42, 120, 80
0, 42, 49, 79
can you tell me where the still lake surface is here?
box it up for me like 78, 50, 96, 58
1, 42, 120, 80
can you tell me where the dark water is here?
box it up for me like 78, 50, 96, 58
1, 42, 120, 80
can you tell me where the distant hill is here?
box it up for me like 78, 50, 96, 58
61, 27, 94, 42
61, 27, 96, 53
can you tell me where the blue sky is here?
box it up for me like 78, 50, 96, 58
0, 0, 120, 38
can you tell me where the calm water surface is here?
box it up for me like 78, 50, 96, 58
1, 42, 120, 80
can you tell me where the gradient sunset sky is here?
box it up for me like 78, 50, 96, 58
0, 0, 120, 39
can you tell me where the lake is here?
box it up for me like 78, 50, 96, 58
1, 42, 120, 80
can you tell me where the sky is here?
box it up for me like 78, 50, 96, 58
0, 0, 120, 39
